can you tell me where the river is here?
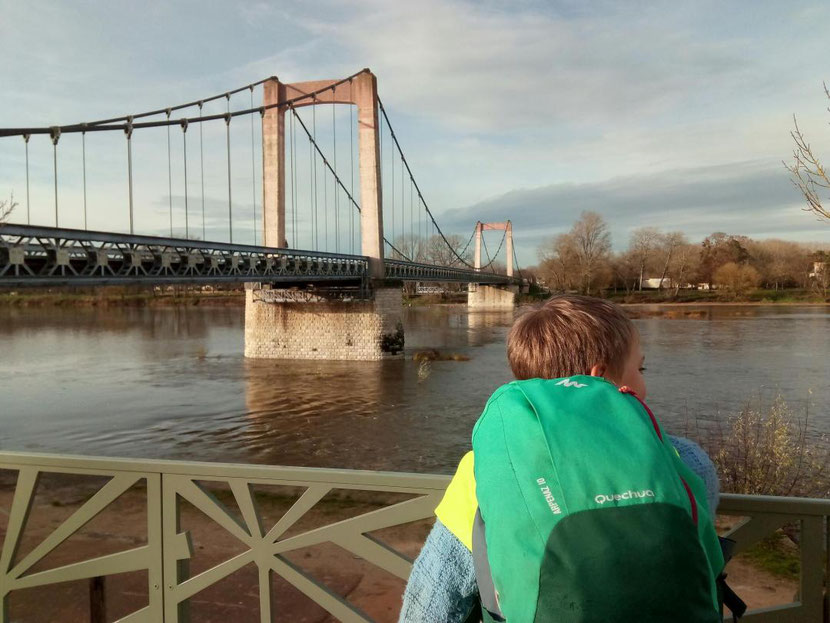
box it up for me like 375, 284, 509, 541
0, 304, 827, 473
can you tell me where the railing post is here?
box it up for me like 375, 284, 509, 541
89, 576, 106, 623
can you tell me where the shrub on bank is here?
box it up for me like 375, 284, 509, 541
707, 395, 829, 499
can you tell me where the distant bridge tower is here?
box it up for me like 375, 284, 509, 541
469, 220, 518, 309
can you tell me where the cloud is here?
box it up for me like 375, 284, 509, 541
442, 159, 828, 264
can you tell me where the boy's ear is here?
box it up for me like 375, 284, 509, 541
589, 364, 606, 378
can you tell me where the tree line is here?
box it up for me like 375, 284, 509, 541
533, 211, 829, 297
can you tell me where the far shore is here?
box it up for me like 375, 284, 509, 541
0, 287, 827, 308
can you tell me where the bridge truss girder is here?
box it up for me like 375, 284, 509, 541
0, 225, 517, 288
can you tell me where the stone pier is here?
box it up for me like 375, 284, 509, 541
467, 283, 518, 309
244, 285, 404, 360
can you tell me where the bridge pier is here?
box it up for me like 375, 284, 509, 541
244, 284, 404, 360
467, 283, 517, 309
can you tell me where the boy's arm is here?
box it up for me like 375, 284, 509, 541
667, 434, 720, 514
398, 519, 478, 623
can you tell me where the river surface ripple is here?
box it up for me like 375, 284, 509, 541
0, 304, 828, 473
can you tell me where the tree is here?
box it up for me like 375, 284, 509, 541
540, 212, 611, 295
0, 193, 17, 224
423, 233, 472, 267
628, 227, 661, 291
698, 233, 749, 288
746, 239, 811, 290
668, 243, 700, 296
785, 84, 830, 222
713, 262, 760, 295
655, 231, 687, 290
609, 250, 640, 295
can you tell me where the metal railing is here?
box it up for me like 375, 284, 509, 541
384, 258, 518, 285
0, 451, 827, 622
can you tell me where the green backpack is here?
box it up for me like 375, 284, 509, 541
471, 376, 725, 623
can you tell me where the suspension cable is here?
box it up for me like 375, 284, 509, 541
376, 97, 478, 269
199, 102, 205, 241
250, 86, 257, 245
182, 119, 189, 239
288, 102, 295, 247
480, 228, 508, 273
50, 127, 60, 226
349, 80, 355, 254
290, 106, 411, 261
0, 71, 369, 136
166, 109, 173, 236
333, 101, 338, 253
82, 129, 88, 229
126, 119, 134, 234
312, 100, 319, 249
0, 72, 376, 139
292, 108, 298, 245
23, 134, 30, 224
225, 98, 233, 243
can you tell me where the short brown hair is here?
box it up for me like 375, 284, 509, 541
507, 294, 636, 380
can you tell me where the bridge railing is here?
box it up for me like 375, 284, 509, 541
384, 258, 518, 285
0, 451, 827, 622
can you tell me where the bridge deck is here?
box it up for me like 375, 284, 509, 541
0, 224, 517, 288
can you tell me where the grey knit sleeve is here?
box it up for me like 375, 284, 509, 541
398, 518, 478, 623
668, 434, 720, 514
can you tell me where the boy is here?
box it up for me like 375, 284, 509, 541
399, 294, 721, 622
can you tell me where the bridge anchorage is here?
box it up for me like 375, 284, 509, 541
0, 68, 522, 360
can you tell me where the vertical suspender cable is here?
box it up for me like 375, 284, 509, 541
389, 118, 395, 254
298, 109, 300, 247
312, 99, 318, 249
323, 109, 328, 251
50, 127, 60, 227
181, 119, 189, 239
307, 110, 313, 249
291, 108, 298, 246
288, 106, 294, 246
332, 94, 338, 253
250, 86, 257, 245
125, 118, 134, 234
402, 159, 406, 252
199, 102, 205, 241
349, 79, 355, 254
23, 134, 30, 224
226, 93, 233, 243
225, 110, 233, 244
81, 128, 88, 229
166, 109, 173, 236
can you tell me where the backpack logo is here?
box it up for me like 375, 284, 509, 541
556, 378, 587, 388
594, 490, 655, 505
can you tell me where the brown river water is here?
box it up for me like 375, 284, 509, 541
0, 304, 827, 473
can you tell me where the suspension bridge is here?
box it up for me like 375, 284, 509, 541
0, 68, 521, 359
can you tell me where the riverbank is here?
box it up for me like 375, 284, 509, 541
1, 287, 827, 307
0, 287, 245, 308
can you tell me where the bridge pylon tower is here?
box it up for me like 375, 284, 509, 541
262, 70, 384, 279
468, 220, 518, 309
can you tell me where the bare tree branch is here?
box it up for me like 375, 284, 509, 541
785, 87, 830, 222
0, 192, 18, 225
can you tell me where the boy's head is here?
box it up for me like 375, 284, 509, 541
507, 294, 646, 397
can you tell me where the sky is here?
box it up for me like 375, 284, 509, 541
2, 0, 830, 267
